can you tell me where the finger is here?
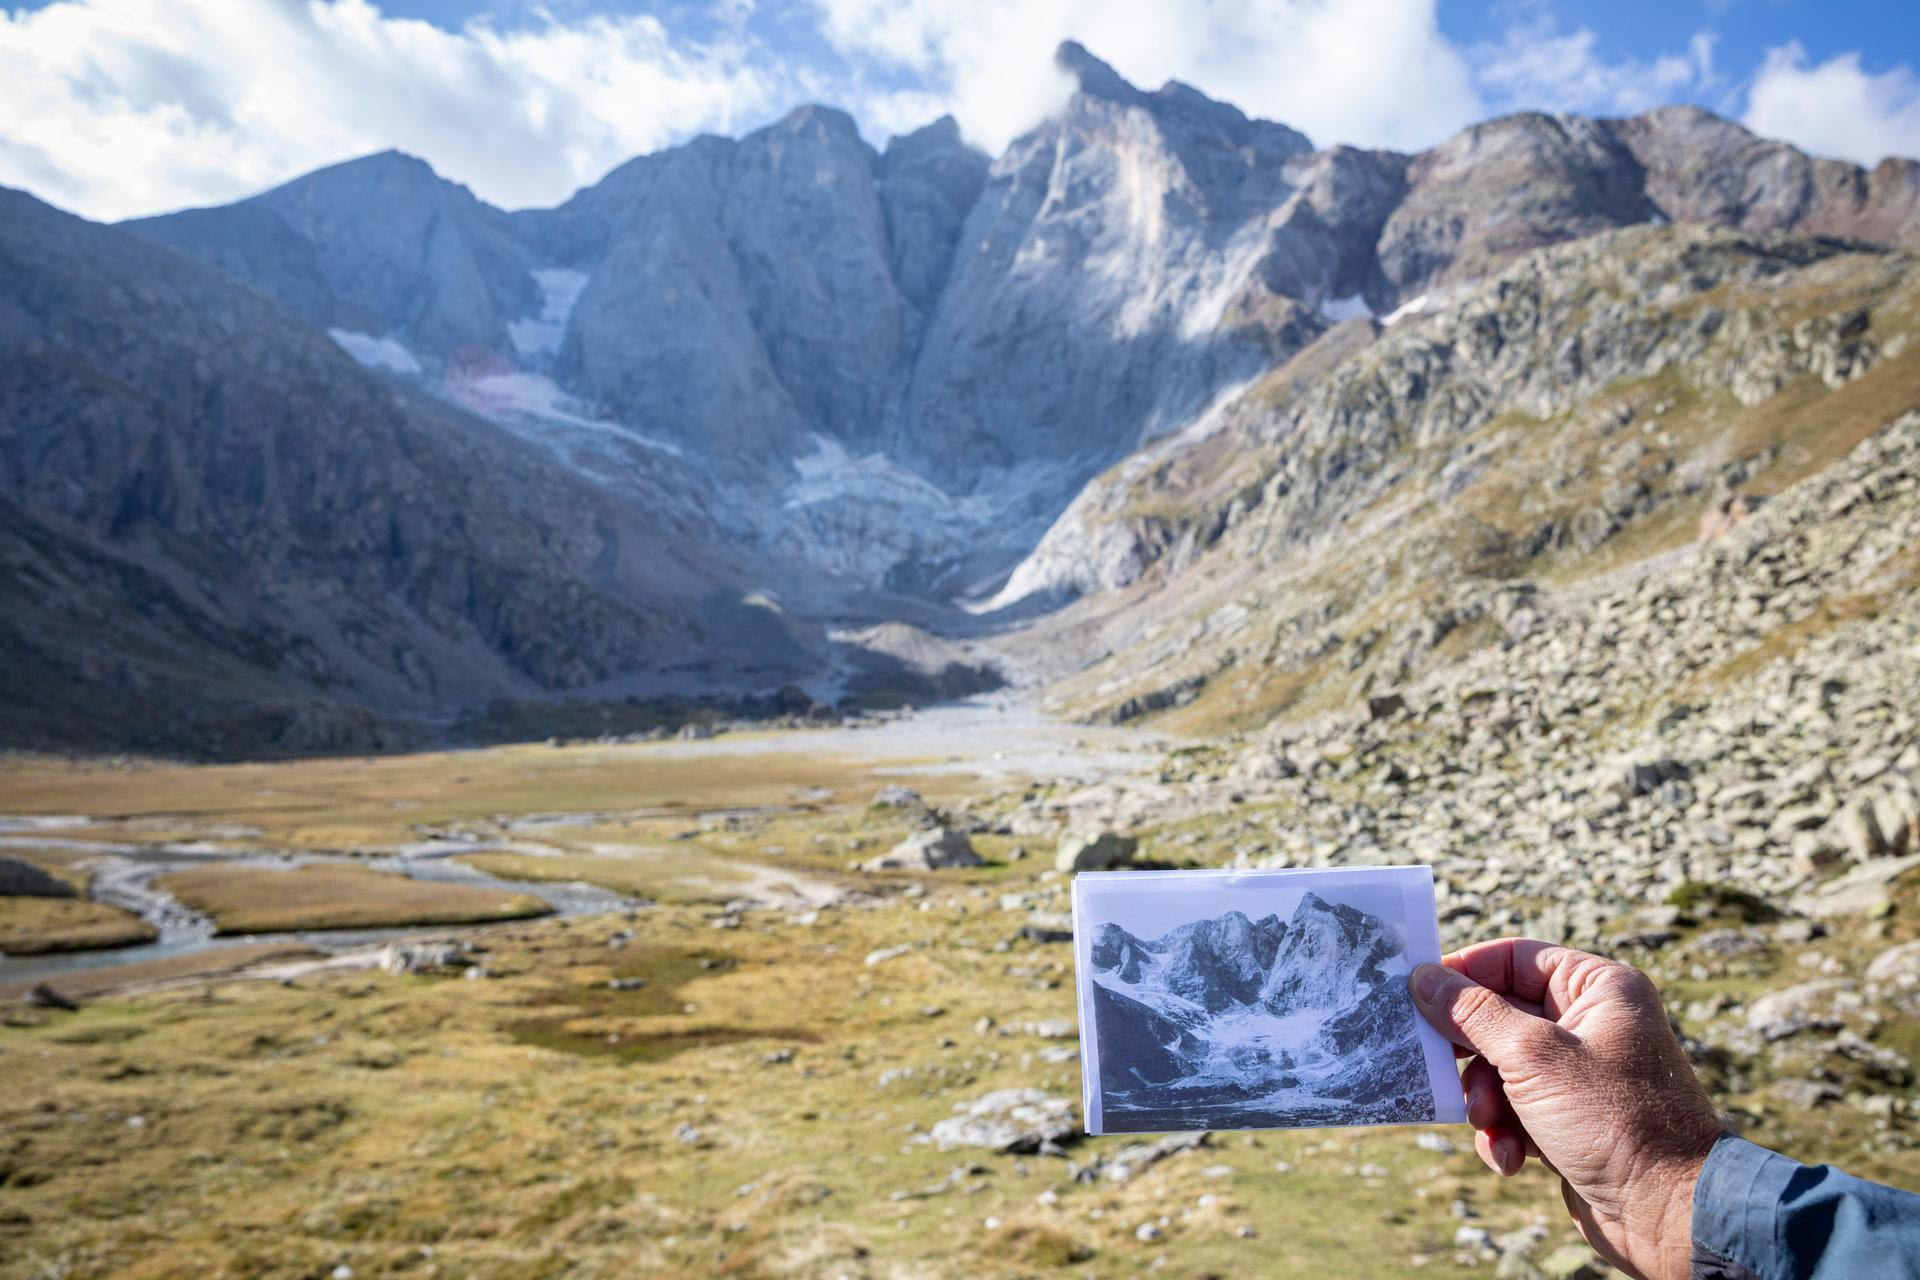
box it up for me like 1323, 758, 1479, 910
1442, 939, 1578, 1005
1441, 939, 1617, 1020
1461, 1056, 1507, 1131
1410, 963, 1576, 1070
1475, 1123, 1525, 1177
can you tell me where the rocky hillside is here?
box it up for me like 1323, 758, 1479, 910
1007, 224, 1919, 727
0, 186, 817, 757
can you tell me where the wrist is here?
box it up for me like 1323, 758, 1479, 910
1632, 1127, 1725, 1280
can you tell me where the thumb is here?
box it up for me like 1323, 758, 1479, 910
1409, 962, 1559, 1069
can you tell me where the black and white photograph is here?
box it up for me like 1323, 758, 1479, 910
1073, 866, 1465, 1134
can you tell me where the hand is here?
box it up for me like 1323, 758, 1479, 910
1408, 939, 1727, 1280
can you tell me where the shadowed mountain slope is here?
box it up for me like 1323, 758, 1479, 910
0, 186, 811, 756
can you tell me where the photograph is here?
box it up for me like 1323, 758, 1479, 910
1073, 866, 1466, 1134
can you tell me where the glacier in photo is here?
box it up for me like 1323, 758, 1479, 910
1089, 892, 1434, 1130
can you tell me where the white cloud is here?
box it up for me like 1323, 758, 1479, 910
1471, 16, 1712, 117
0, 0, 789, 220
1744, 43, 1920, 166
809, 0, 1484, 156
6, 0, 1908, 228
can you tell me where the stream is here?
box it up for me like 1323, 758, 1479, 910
0, 832, 636, 985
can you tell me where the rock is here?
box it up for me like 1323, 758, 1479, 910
1795, 853, 1920, 918
607, 977, 647, 991
1367, 692, 1408, 721
1615, 758, 1689, 799
863, 827, 981, 871
929, 1089, 1079, 1153
1867, 940, 1920, 983
1022, 1020, 1077, 1039
1135, 1222, 1164, 1241
379, 942, 466, 975
676, 723, 714, 741
1838, 799, 1889, 860
1415, 1132, 1457, 1155
1690, 928, 1766, 958
865, 944, 912, 967
1537, 1245, 1609, 1280
0, 856, 76, 898
23, 983, 77, 1011
1745, 978, 1855, 1040
1054, 831, 1138, 873
1771, 1078, 1842, 1109
1016, 925, 1073, 944
870, 785, 924, 809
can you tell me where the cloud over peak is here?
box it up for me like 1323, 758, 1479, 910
0, 0, 1913, 223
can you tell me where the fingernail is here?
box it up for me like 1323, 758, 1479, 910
1411, 963, 1456, 1006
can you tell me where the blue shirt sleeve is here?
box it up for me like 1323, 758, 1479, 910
1692, 1133, 1920, 1279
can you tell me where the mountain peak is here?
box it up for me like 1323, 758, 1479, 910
773, 103, 865, 143
321, 148, 441, 182
1054, 40, 1141, 103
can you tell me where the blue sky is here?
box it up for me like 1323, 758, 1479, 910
0, 0, 1915, 220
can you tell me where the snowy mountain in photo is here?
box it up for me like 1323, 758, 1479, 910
1088, 893, 1434, 1129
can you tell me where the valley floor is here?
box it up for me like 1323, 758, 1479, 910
3, 682, 1918, 1279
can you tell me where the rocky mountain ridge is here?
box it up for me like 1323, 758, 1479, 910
126, 43, 1920, 604
7, 41, 1920, 754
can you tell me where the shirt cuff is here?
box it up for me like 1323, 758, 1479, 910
1692, 1133, 1802, 1280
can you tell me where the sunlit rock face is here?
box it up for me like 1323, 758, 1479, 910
121, 43, 1920, 603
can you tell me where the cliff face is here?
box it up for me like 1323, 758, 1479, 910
121, 43, 1920, 609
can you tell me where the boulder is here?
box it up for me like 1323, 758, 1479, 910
0, 856, 76, 898
1744, 978, 1856, 1040
676, 722, 714, 741
1055, 831, 1138, 873
23, 983, 78, 1011
1615, 758, 1689, 799
870, 785, 924, 809
929, 1088, 1078, 1153
862, 828, 980, 871
379, 942, 467, 975
1367, 692, 1407, 721
1867, 940, 1920, 984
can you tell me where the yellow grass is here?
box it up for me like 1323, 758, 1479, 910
0, 896, 155, 954
0, 736, 976, 853
158, 863, 550, 934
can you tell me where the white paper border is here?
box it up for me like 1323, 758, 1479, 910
1072, 865, 1466, 1134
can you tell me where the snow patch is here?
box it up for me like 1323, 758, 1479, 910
1381, 294, 1430, 326
445, 366, 680, 456
507, 268, 589, 358
328, 328, 422, 375
785, 434, 966, 512
1319, 293, 1374, 324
